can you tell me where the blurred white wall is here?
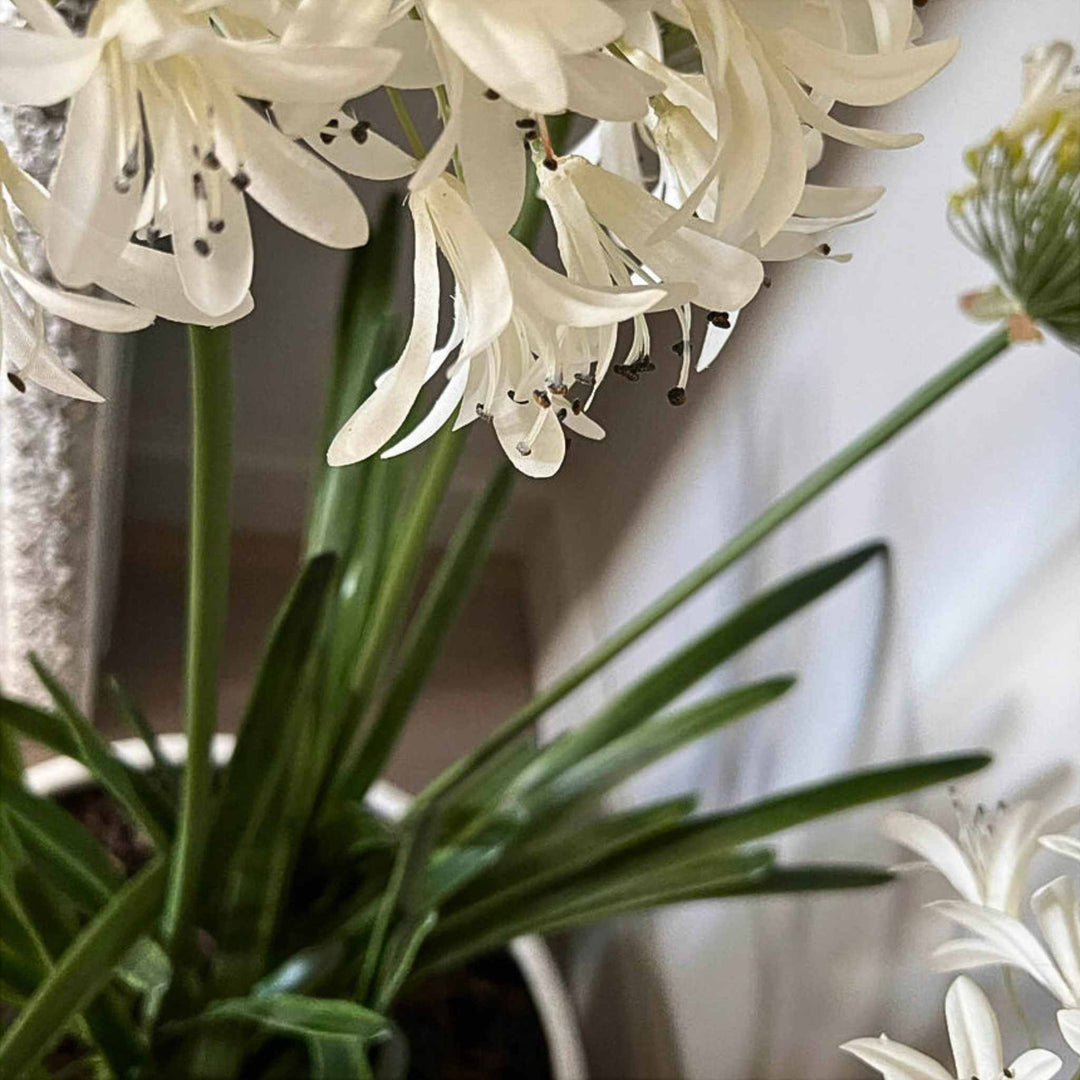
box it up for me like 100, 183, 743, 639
524, 3, 1080, 1076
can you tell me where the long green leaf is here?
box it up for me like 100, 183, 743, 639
198, 993, 390, 1043
507, 543, 887, 801
531, 677, 795, 816
0, 859, 166, 1078
28, 655, 172, 848
0, 781, 121, 911
345, 462, 516, 800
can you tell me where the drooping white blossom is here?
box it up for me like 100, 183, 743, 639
841, 975, 1062, 1080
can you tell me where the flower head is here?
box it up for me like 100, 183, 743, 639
950, 41, 1080, 349
882, 794, 1080, 915
0, 0, 391, 316
841, 975, 1062, 1080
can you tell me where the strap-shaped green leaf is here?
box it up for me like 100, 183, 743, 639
0, 781, 121, 911
0, 859, 166, 1078
27, 655, 172, 847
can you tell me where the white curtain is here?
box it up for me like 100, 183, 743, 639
525, 2, 1080, 1075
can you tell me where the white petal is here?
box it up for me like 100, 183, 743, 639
308, 125, 415, 181
1, 257, 153, 333
839, 1036, 954, 1080
944, 976, 1003, 1080
12, 0, 72, 34
19, 346, 105, 401
563, 52, 663, 122
381, 361, 470, 458
327, 199, 440, 465
561, 406, 605, 440
498, 236, 669, 328
1008, 1048, 1064, 1080
1058, 1010, 1080, 1054
229, 105, 369, 249
0, 27, 100, 106
457, 71, 527, 234
207, 40, 401, 104
928, 900, 1075, 1005
46, 67, 143, 288
797, 184, 884, 218
1031, 877, 1080, 1005
380, 17, 440, 88
1041, 835, 1080, 863
563, 156, 764, 312
774, 29, 959, 106
155, 106, 253, 318
880, 812, 984, 904
985, 801, 1048, 914
493, 403, 565, 478
281, 0, 391, 47
424, 0, 567, 113
424, 179, 512, 360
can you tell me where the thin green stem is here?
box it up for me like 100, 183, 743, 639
416, 329, 1012, 806
163, 326, 234, 954
385, 87, 426, 159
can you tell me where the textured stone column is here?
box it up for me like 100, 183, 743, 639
1, 0, 131, 713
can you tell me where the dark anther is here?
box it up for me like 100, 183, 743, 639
208, 219, 226, 234
542, 157, 558, 171
122, 151, 139, 179
707, 310, 731, 329
667, 386, 687, 406
572, 371, 596, 388
113, 178, 131, 194
556, 407, 567, 421
507, 390, 529, 405
1004, 1070, 1014, 1078
193, 172, 207, 200
762, 275, 772, 288
571, 398, 583, 415
484, 88, 500, 100
672, 340, 685, 355
203, 149, 221, 170
193, 238, 212, 257
515, 118, 537, 129
231, 170, 252, 192
533, 389, 551, 408
818, 243, 831, 256
192, 143, 201, 158
319, 131, 336, 145
522, 135, 535, 150
326, 117, 339, 128
351, 121, 371, 144
7, 371, 27, 393
516, 441, 532, 457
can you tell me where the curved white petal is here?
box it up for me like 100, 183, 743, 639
380, 17, 440, 88
797, 184, 885, 218
839, 1036, 953, 1080
46, 67, 144, 288
1, 257, 154, 333
1008, 1048, 1064, 1080
1058, 1009, 1080, 1054
1041, 835, 1080, 863
561, 406, 605, 441
774, 29, 959, 106
929, 900, 1075, 1005
563, 52, 663, 122
880, 812, 983, 904
697, 308, 738, 372
281, 0, 392, 47
229, 105, 369, 249
19, 346, 105, 401
493, 402, 565, 478
327, 200, 440, 465
155, 106, 253, 318
308, 125, 415, 181
208, 40, 401, 104
944, 976, 1002, 1080
0, 28, 100, 106
381, 361, 470, 458
1031, 877, 1080, 1005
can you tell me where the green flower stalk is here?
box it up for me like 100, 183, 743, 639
949, 41, 1080, 348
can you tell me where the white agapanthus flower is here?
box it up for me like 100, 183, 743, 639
841, 975, 1062, 1080
931, 875, 1080, 1054
1, 141, 247, 399
882, 796, 1080, 915
1042, 834, 1080, 864
0, 0, 394, 317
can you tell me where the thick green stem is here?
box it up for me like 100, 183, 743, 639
163, 326, 234, 953
417, 328, 1012, 806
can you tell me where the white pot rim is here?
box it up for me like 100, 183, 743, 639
25, 734, 588, 1080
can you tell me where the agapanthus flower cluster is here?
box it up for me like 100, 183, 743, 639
0, 0, 958, 474
952, 41, 1080, 349
842, 790, 1080, 1080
